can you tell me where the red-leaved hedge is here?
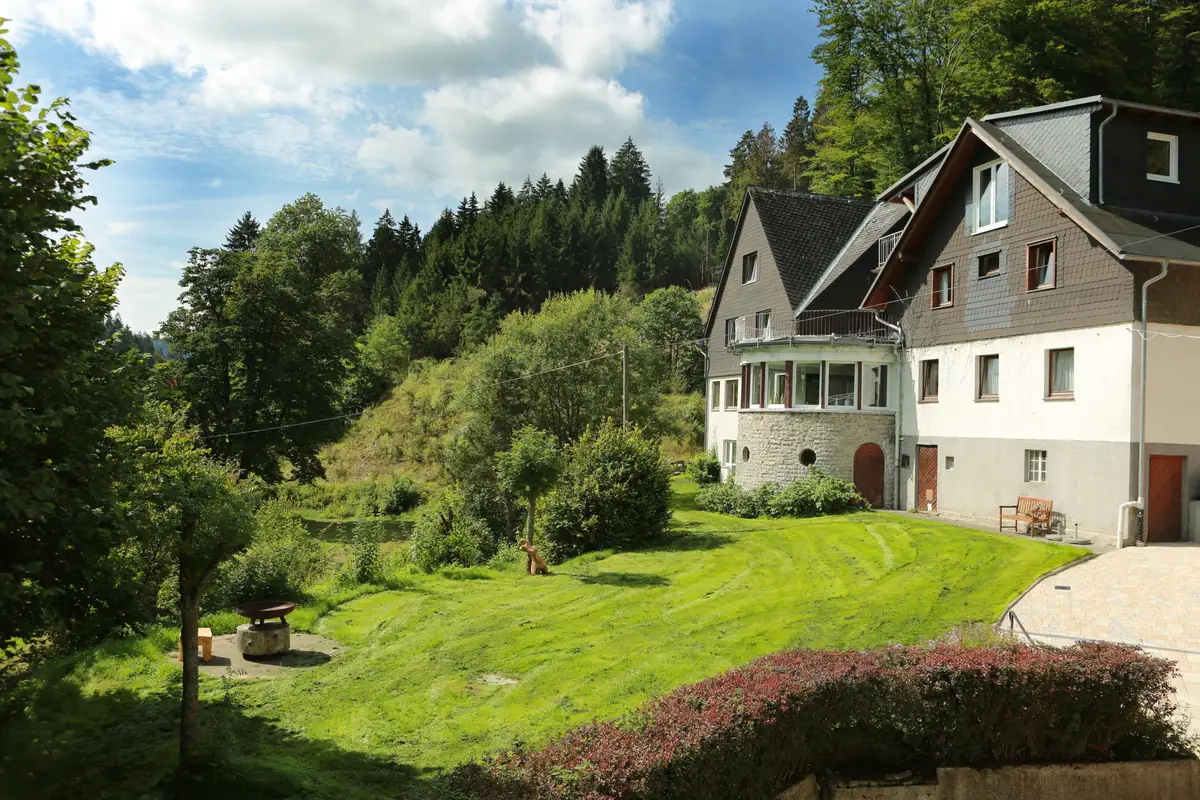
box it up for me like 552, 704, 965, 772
450, 642, 1194, 799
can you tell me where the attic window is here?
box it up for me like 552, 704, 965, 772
1147, 132, 1178, 183
742, 252, 758, 284
972, 159, 1010, 233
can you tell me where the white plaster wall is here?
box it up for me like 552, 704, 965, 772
900, 324, 1136, 443
705, 374, 741, 463
1145, 324, 1200, 446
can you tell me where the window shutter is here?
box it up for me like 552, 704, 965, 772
783, 361, 793, 408
964, 185, 976, 236
741, 365, 750, 409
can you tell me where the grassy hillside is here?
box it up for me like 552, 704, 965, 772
1, 480, 1083, 799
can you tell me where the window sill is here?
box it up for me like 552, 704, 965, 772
978, 271, 1002, 280
932, 303, 954, 310
1027, 284, 1056, 293
741, 277, 758, 286
975, 396, 999, 403
1045, 393, 1074, 402
974, 221, 1009, 235
918, 398, 939, 404
1147, 174, 1179, 184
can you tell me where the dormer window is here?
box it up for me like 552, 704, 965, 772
1147, 132, 1178, 183
972, 159, 1010, 233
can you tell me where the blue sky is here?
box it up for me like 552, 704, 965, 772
8, 1, 823, 333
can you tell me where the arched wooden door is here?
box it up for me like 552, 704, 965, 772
853, 443, 885, 509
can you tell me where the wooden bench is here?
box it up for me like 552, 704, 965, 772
999, 497, 1053, 536
177, 627, 214, 663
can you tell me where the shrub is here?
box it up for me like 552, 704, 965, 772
338, 521, 387, 586
696, 471, 865, 519
408, 490, 497, 572
205, 504, 325, 608
539, 422, 671, 561
375, 474, 423, 515
451, 641, 1194, 800
685, 450, 721, 485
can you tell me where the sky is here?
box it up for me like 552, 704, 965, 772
7, 1, 824, 334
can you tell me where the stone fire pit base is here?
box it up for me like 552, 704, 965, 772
237, 621, 290, 657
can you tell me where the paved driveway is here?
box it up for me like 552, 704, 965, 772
1010, 545, 1200, 737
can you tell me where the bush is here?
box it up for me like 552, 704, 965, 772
375, 474, 423, 515
338, 521, 387, 586
539, 422, 671, 561
451, 641, 1194, 799
408, 490, 497, 572
685, 450, 721, 485
696, 470, 865, 519
205, 504, 325, 608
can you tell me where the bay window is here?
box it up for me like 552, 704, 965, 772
767, 362, 787, 407
826, 363, 856, 407
864, 364, 889, 409
793, 362, 822, 407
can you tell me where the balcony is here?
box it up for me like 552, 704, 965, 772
726, 309, 900, 346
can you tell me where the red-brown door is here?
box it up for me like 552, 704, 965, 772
1147, 455, 1184, 543
854, 443, 885, 508
917, 445, 938, 512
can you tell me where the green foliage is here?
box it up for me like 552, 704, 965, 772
655, 392, 705, 461
539, 422, 671, 561
337, 521, 387, 587
0, 32, 143, 648
495, 427, 563, 507
696, 469, 866, 518
274, 474, 423, 518
206, 503, 324, 608
374, 474, 423, 515
636, 285, 703, 391
224, 211, 261, 252
408, 490, 498, 572
685, 450, 721, 486
341, 313, 411, 411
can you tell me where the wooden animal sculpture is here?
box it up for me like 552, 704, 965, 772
519, 540, 549, 576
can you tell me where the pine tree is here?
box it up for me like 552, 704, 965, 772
535, 173, 554, 201
608, 137, 652, 206
225, 211, 261, 251
780, 96, 814, 191
571, 145, 609, 209
487, 182, 515, 216
554, 178, 568, 205
363, 210, 402, 310
517, 177, 536, 204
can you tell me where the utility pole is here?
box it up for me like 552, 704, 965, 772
621, 346, 628, 428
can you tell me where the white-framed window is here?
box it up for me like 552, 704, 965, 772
1048, 348, 1074, 398
1147, 132, 1178, 183
793, 362, 822, 407
767, 362, 787, 407
920, 359, 939, 402
749, 364, 762, 408
723, 378, 739, 410
724, 318, 737, 348
864, 364, 889, 409
710, 380, 720, 411
754, 309, 772, 339
977, 354, 1000, 400
1025, 449, 1047, 483
722, 439, 737, 467
742, 252, 758, 284
826, 363, 856, 407
972, 159, 1010, 233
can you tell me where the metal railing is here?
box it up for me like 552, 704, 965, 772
878, 231, 901, 268
727, 310, 899, 346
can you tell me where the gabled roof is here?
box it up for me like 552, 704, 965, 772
982, 95, 1200, 123
797, 202, 909, 314
864, 117, 1200, 308
876, 143, 951, 202
703, 187, 874, 336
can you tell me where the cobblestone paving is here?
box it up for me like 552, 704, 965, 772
1011, 545, 1200, 737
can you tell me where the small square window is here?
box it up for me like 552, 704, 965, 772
977, 354, 1000, 400
920, 359, 939, 401
710, 380, 720, 410
977, 251, 1001, 278
1147, 132, 1178, 183
1027, 240, 1056, 291
1048, 348, 1074, 398
931, 265, 953, 308
1025, 449, 1047, 483
945, 456, 955, 470
901, 454, 911, 469
723, 379, 739, 410
742, 252, 758, 284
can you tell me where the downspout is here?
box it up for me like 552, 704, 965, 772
1130, 262, 1170, 545
1098, 103, 1119, 206
701, 347, 710, 456
874, 312, 905, 510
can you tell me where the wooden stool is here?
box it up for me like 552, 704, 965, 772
178, 627, 214, 663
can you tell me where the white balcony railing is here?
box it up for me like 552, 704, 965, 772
727, 309, 899, 346
878, 231, 901, 269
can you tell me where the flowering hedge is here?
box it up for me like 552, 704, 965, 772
450, 642, 1193, 800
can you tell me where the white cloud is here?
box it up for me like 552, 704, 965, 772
521, 0, 672, 75
115, 272, 182, 333
206, 177, 223, 188
104, 220, 138, 236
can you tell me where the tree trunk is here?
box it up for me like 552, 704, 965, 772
178, 517, 200, 765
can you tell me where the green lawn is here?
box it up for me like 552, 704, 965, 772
1, 480, 1083, 799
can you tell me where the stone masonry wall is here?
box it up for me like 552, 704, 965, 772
736, 410, 896, 508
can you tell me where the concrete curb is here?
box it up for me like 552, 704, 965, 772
995, 552, 1100, 625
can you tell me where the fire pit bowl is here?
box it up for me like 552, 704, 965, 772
234, 600, 296, 626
